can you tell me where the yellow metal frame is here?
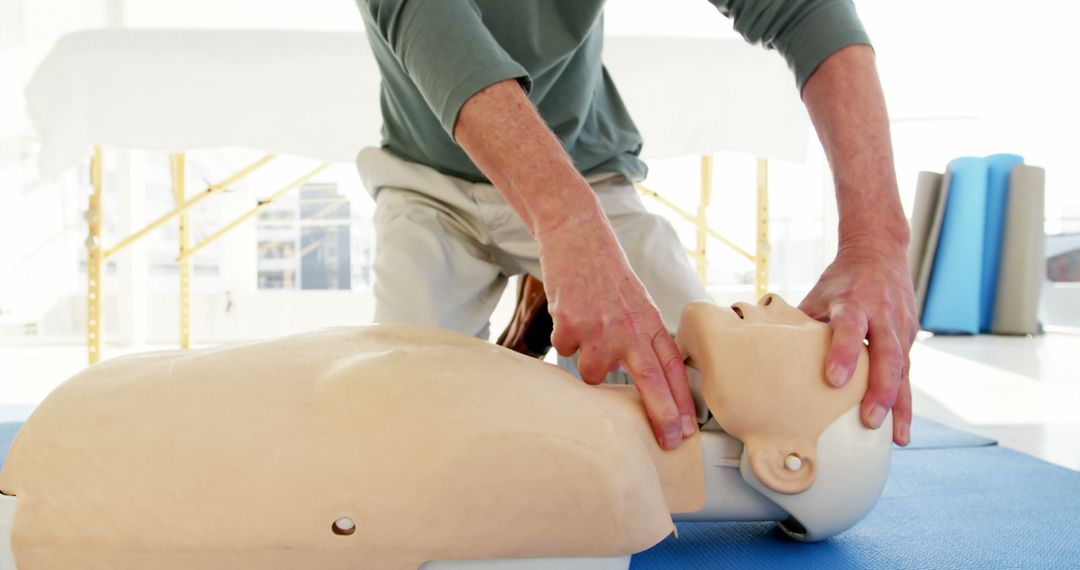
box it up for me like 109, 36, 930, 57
695, 155, 713, 283
86, 146, 103, 363
754, 158, 770, 301
85, 147, 764, 363
171, 154, 190, 349
84, 147, 329, 364
635, 153, 770, 299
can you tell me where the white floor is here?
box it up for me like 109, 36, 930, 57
909, 331, 1080, 470
2, 331, 1079, 471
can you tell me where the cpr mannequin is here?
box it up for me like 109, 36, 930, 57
0, 294, 891, 570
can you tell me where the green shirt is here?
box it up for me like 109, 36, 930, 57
357, 0, 870, 183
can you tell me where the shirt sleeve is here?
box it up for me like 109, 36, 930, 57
707, 0, 871, 92
361, 0, 532, 137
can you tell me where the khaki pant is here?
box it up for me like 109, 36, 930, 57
356, 147, 709, 381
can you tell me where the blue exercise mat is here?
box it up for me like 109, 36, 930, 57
922, 157, 989, 334
633, 446, 1080, 569
980, 154, 1024, 332
901, 416, 995, 450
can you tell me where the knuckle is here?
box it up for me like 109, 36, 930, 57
580, 367, 604, 385
652, 409, 681, 428
551, 317, 576, 339
832, 310, 865, 331
550, 335, 576, 357
659, 352, 684, 373
618, 310, 648, 335
551, 307, 581, 328
632, 364, 665, 385
904, 305, 919, 324
880, 345, 904, 364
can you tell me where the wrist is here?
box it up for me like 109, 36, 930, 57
526, 177, 606, 240
835, 184, 910, 258
837, 230, 909, 267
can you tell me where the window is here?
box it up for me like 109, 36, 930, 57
257, 181, 371, 290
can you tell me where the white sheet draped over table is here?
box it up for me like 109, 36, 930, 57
26, 29, 809, 176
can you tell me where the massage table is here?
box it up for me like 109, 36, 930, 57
26, 30, 809, 363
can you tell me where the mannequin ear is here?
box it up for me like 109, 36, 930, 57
745, 438, 817, 495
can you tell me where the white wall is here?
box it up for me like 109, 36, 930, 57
861, 0, 1080, 229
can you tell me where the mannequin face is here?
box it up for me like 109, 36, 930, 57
675, 295, 870, 495
702, 293, 827, 330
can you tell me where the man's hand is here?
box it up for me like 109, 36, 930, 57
538, 211, 698, 450
454, 79, 695, 450
798, 241, 917, 446
801, 45, 915, 445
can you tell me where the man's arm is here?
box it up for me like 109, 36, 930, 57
360, 0, 696, 449
454, 79, 698, 450
799, 45, 916, 446
710, 0, 914, 445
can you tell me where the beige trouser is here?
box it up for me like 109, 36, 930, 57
356, 147, 709, 380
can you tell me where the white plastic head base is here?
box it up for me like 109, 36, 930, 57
742, 406, 892, 542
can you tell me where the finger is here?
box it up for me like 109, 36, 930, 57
861, 324, 904, 430
892, 362, 913, 446
651, 329, 697, 437
797, 286, 828, 319
549, 321, 580, 358
622, 342, 683, 450
824, 306, 867, 388
576, 343, 617, 386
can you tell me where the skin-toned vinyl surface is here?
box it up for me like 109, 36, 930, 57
675, 295, 870, 495
0, 326, 703, 570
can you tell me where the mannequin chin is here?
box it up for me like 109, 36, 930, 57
0, 295, 890, 569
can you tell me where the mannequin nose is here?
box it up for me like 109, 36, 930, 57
731, 301, 757, 320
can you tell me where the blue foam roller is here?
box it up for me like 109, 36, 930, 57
979, 154, 1024, 332
921, 157, 988, 334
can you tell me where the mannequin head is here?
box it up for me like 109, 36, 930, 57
675, 294, 871, 495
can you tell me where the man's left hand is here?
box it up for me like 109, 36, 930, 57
798, 240, 917, 446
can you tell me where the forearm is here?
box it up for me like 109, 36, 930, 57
453, 79, 603, 239
802, 45, 909, 255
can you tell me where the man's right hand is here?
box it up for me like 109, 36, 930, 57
538, 210, 698, 450
455, 79, 696, 450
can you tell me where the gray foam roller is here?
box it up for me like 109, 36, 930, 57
991, 165, 1045, 335
909, 171, 949, 317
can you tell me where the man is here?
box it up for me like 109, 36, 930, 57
354, 0, 916, 452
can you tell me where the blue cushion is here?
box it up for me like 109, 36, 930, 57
922, 157, 989, 334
